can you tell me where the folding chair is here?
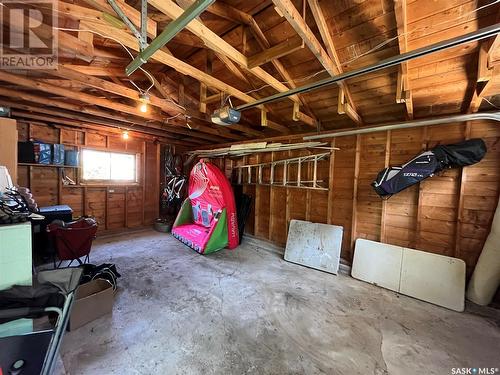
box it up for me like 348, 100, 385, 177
47, 218, 98, 268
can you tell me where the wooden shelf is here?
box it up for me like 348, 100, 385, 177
18, 163, 80, 168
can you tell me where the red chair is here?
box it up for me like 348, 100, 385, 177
47, 218, 98, 268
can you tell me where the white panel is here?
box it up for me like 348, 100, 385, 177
351, 239, 403, 291
351, 239, 466, 312
0, 222, 32, 290
400, 249, 465, 312
284, 220, 342, 274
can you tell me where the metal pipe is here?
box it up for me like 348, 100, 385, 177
126, 0, 215, 76
303, 112, 500, 140
140, 0, 148, 49
108, 0, 147, 49
236, 24, 500, 111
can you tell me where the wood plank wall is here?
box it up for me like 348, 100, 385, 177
16, 121, 160, 232
227, 120, 500, 276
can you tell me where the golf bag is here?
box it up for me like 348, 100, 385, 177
372, 138, 487, 198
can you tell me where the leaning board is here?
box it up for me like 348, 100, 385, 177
352, 239, 465, 312
284, 220, 343, 274
351, 239, 402, 291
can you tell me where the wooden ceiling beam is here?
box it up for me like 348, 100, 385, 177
80, 21, 256, 104
78, 21, 281, 136
247, 36, 304, 69
305, 0, 362, 123
1, 98, 203, 145
51, 65, 182, 114
245, 17, 319, 126
210, 54, 302, 131
393, 0, 414, 119
467, 9, 500, 113
152, 0, 313, 129
0, 70, 245, 141
10, 110, 197, 147
273, 0, 362, 125
0, 87, 225, 143
174, 0, 253, 24
76, 0, 157, 37
0, 87, 148, 126
147, 0, 301, 103
468, 50, 498, 113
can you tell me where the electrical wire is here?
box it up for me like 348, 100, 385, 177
223, 0, 500, 101
54, 27, 186, 112
20, 0, 500, 114
482, 97, 500, 110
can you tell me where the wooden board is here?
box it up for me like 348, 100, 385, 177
232, 120, 500, 279
352, 239, 466, 311
285, 219, 343, 275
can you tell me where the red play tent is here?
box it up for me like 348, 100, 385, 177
171, 160, 239, 254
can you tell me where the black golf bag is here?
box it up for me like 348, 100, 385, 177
372, 138, 487, 198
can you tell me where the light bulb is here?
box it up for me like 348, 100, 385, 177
139, 92, 150, 114
122, 131, 129, 140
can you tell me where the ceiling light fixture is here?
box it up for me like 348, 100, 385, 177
139, 93, 150, 113
122, 130, 129, 140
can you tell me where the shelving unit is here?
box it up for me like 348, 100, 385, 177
18, 163, 80, 168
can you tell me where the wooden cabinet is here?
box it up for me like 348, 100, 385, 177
0, 118, 18, 183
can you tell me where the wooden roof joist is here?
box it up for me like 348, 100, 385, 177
0, 95, 220, 144
272, 0, 363, 126
394, 0, 414, 119
53, 0, 307, 133
77, 20, 291, 135
146, 0, 318, 127
8, 110, 200, 147
0, 70, 255, 142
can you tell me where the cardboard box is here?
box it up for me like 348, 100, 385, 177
68, 279, 114, 331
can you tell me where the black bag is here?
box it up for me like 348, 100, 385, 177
80, 263, 121, 291
372, 138, 487, 198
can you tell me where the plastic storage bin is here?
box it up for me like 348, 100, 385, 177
64, 150, 79, 166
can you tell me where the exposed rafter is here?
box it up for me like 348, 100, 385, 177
467, 9, 500, 113
158, 0, 318, 126
0, 70, 250, 142
147, 0, 320, 128
247, 36, 304, 68
273, 0, 363, 125
77, 19, 292, 136
468, 43, 499, 113
393, 0, 414, 119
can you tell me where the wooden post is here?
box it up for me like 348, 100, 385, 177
380, 130, 391, 242
269, 151, 275, 241
327, 138, 336, 224
350, 135, 361, 256
454, 121, 472, 257
414, 126, 429, 249
141, 141, 146, 225
254, 154, 261, 237
285, 149, 291, 239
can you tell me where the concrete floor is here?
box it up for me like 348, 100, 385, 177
59, 230, 500, 375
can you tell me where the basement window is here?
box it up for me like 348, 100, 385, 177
82, 149, 137, 183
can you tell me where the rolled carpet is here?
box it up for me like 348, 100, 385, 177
466, 196, 500, 305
